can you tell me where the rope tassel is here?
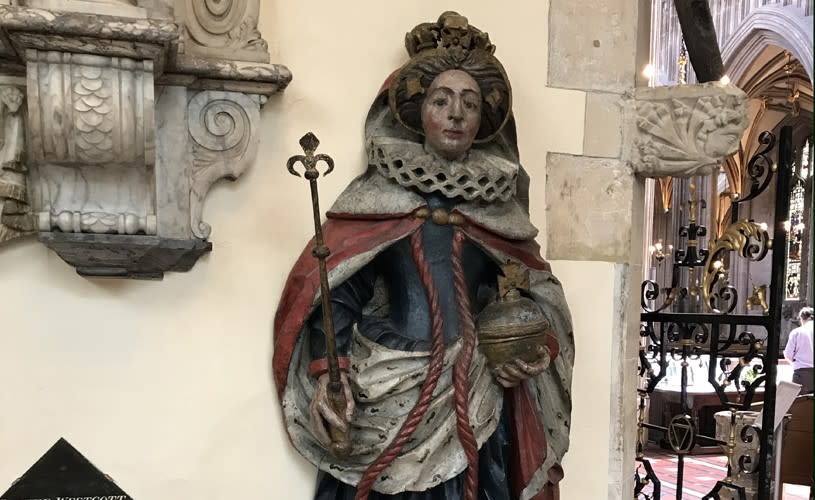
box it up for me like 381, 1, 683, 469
354, 228, 479, 500
355, 228, 447, 500
451, 229, 479, 500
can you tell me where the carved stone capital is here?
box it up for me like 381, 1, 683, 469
0, 2, 290, 278
626, 82, 749, 178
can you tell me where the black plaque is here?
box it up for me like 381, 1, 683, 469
1, 438, 133, 500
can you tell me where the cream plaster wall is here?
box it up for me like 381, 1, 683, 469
0, 2, 619, 499
555, 261, 616, 500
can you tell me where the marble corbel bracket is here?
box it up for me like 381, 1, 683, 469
0, 1, 292, 279
625, 82, 750, 179
188, 90, 261, 240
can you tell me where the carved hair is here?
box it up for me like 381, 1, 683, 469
392, 52, 511, 142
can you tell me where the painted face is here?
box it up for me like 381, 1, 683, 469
420, 69, 482, 160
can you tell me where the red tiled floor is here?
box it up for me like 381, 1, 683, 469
636, 446, 811, 499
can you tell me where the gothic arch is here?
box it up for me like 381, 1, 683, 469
721, 5, 814, 85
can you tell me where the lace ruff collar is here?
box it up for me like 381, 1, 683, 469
367, 137, 518, 202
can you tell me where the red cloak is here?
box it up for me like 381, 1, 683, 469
273, 206, 562, 499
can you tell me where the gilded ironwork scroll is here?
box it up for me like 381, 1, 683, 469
636, 127, 793, 499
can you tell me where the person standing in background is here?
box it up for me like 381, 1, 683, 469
784, 307, 814, 394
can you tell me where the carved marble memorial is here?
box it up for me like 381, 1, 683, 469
0, 0, 291, 278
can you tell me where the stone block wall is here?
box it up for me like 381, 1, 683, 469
546, 0, 653, 496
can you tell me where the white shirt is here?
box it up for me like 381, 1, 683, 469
784, 321, 814, 370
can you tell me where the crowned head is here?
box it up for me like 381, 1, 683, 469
389, 12, 512, 156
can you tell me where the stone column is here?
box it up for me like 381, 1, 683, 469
547, 0, 651, 496
546, 0, 749, 496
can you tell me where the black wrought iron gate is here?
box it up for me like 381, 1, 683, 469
634, 126, 794, 499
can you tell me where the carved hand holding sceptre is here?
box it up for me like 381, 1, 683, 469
287, 132, 353, 458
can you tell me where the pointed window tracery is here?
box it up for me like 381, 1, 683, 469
784, 141, 810, 301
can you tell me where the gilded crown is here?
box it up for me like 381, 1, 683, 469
404, 11, 495, 61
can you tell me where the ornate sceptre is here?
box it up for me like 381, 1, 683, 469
286, 132, 352, 458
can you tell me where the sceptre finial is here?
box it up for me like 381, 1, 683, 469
286, 132, 334, 179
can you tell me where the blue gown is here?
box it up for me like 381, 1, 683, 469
308, 193, 513, 500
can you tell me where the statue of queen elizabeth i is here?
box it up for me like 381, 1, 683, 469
273, 12, 574, 500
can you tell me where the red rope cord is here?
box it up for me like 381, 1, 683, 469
451, 230, 479, 500
354, 228, 446, 500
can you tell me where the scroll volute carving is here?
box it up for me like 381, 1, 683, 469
188, 90, 260, 239
178, 0, 269, 63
